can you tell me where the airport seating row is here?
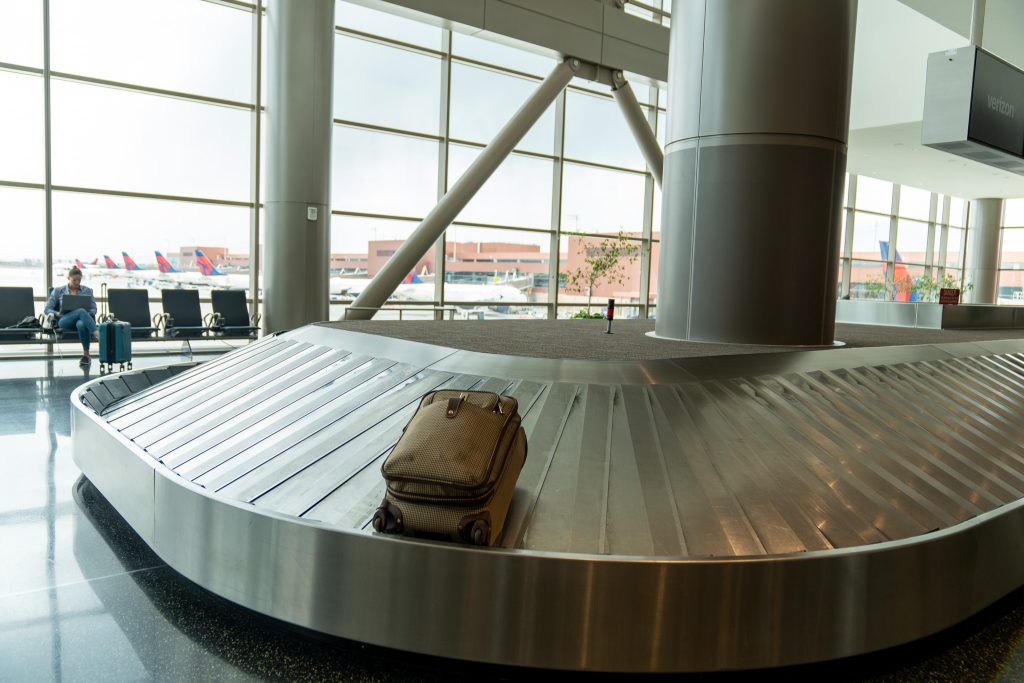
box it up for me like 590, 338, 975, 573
0, 286, 260, 344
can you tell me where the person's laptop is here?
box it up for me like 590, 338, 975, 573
59, 294, 91, 314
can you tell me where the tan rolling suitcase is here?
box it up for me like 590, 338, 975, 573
372, 389, 527, 546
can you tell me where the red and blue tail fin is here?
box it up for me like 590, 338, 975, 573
402, 271, 424, 284
103, 255, 120, 269
155, 251, 179, 274
122, 251, 140, 271
879, 240, 916, 301
74, 259, 86, 269
194, 249, 225, 276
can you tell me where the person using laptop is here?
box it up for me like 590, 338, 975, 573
44, 266, 98, 366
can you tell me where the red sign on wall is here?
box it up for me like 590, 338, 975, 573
939, 288, 961, 305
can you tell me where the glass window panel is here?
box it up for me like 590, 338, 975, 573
448, 146, 552, 229
51, 0, 252, 102
451, 33, 555, 76
854, 176, 893, 214
1000, 229, 1024, 270
0, 0, 42, 67
330, 214, 416, 299
52, 80, 251, 201
450, 63, 555, 155
558, 233, 643, 309
892, 263, 925, 301
898, 185, 931, 221
0, 187, 45, 294
998, 272, 1024, 303
332, 125, 437, 216
946, 228, 964, 268
564, 90, 645, 170
334, 35, 441, 134
0, 71, 44, 183
657, 110, 666, 146
51, 191, 252, 296
444, 226, 548, 304
625, 5, 656, 21
561, 163, 646, 235
336, 1, 442, 50
850, 211, 890, 261
949, 197, 966, 226
895, 219, 928, 264
849, 260, 888, 300
1005, 199, 1024, 227
932, 226, 943, 266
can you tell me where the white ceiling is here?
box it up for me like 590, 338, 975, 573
849, 0, 1024, 198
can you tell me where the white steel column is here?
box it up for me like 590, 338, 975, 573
264, 0, 334, 333
611, 74, 663, 188
964, 198, 1003, 304
349, 59, 576, 320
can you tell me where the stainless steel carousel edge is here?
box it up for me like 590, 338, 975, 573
70, 373, 1024, 673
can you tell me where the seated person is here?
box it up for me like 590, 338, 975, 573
44, 266, 98, 366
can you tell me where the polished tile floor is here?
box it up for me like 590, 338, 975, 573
5, 353, 1024, 682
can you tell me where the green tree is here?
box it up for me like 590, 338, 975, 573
864, 276, 892, 301
564, 230, 640, 313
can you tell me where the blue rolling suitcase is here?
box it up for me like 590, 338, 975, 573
99, 319, 132, 373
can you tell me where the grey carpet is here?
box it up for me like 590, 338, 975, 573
319, 320, 1024, 361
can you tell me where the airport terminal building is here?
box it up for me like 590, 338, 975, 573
5, 0, 1024, 678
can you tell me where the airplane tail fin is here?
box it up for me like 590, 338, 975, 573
122, 251, 140, 271
74, 259, 85, 269
155, 251, 179, 273
103, 255, 120, 269
403, 271, 424, 284
881, 241, 915, 301
194, 249, 225, 276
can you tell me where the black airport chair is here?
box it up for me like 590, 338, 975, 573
106, 288, 159, 339
209, 289, 260, 339
0, 286, 41, 342
159, 289, 209, 340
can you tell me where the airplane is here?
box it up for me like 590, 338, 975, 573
107, 250, 251, 291
103, 255, 121, 269
194, 249, 225, 277
122, 251, 140, 271
155, 251, 179, 274
332, 270, 527, 307
879, 241, 919, 302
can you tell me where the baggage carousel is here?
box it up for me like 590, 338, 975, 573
70, 323, 1024, 672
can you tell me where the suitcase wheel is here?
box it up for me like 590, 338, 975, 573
127, 362, 133, 370
469, 519, 490, 546
371, 501, 403, 534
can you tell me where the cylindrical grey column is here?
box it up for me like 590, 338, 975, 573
654, 0, 857, 345
964, 198, 1003, 304
264, 0, 334, 334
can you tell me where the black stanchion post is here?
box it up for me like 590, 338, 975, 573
605, 298, 615, 334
